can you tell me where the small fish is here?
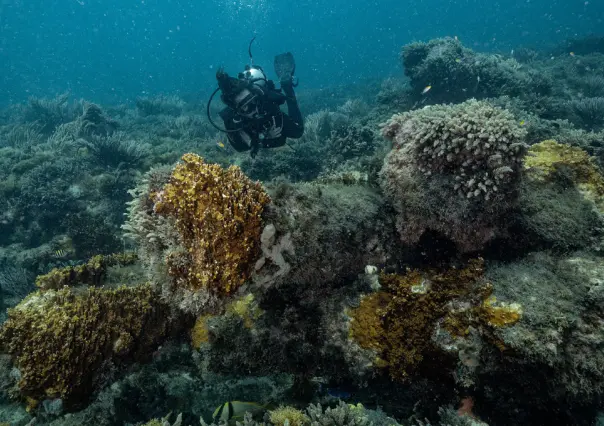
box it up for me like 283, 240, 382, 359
53, 249, 70, 259
455, 58, 462, 63
213, 401, 265, 423
570, 52, 575, 57
454, 36, 459, 41
511, 49, 514, 56
217, 141, 225, 149
422, 85, 432, 95
519, 120, 526, 126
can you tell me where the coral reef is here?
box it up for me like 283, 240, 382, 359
140, 401, 400, 426
524, 139, 604, 208
136, 95, 186, 117
380, 99, 526, 251
153, 153, 270, 296
22, 93, 72, 135
348, 292, 390, 355
325, 124, 376, 165
35, 252, 138, 291
430, 406, 488, 426
191, 180, 392, 385
306, 402, 369, 426
80, 131, 149, 168
381, 99, 527, 201
227, 293, 263, 329
0, 122, 44, 149
64, 210, 123, 258
239, 106, 386, 183
142, 413, 184, 426
78, 102, 118, 138
402, 38, 551, 104
269, 406, 309, 426
462, 253, 604, 424
518, 140, 604, 251
477, 291, 522, 328
190, 314, 213, 349
122, 165, 178, 272
123, 155, 272, 318
569, 97, 604, 130
4, 34, 604, 426
0, 266, 35, 299
0, 283, 178, 409
348, 260, 516, 381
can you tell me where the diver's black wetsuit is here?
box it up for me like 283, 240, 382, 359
219, 83, 304, 156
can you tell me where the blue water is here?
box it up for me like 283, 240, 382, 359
1, 0, 603, 105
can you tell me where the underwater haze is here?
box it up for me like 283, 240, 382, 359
1, 0, 604, 104
4, 0, 604, 425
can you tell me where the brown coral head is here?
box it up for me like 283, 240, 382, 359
153, 153, 271, 296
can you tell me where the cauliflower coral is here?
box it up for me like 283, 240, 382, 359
380, 99, 527, 251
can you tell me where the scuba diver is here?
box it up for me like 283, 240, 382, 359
207, 39, 304, 158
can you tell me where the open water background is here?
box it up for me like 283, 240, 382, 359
1, 0, 603, 105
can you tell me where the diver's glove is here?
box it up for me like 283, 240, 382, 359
264, 116, 283, 139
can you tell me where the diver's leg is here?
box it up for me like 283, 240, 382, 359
279, 113, 303, 139
227, 129, 255, 152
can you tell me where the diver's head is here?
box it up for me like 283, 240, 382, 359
238, 65, 268, 88
232, 65, 269, 118
234, 87, 261, 118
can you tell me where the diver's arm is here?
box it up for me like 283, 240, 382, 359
226, 130, 255, 152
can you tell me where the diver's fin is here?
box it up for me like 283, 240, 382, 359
274, 52, 296, 81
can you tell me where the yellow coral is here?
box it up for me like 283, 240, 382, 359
269, 406, 309, 426
141, 421, 164, 426
0, 284, 173, 409
348, 292, 390, 352
154, 153, 270, 296
349, 260, 485, 381
227, 293, 263, 329
35, 252, 138, 291
348, 403, 366, 413
25, 397, 39, 413
443, 283, 522, 341
190, 314, 213, 349
479, 296, 522, 327
524, 139, 604, 209
141, 413, 182, 426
